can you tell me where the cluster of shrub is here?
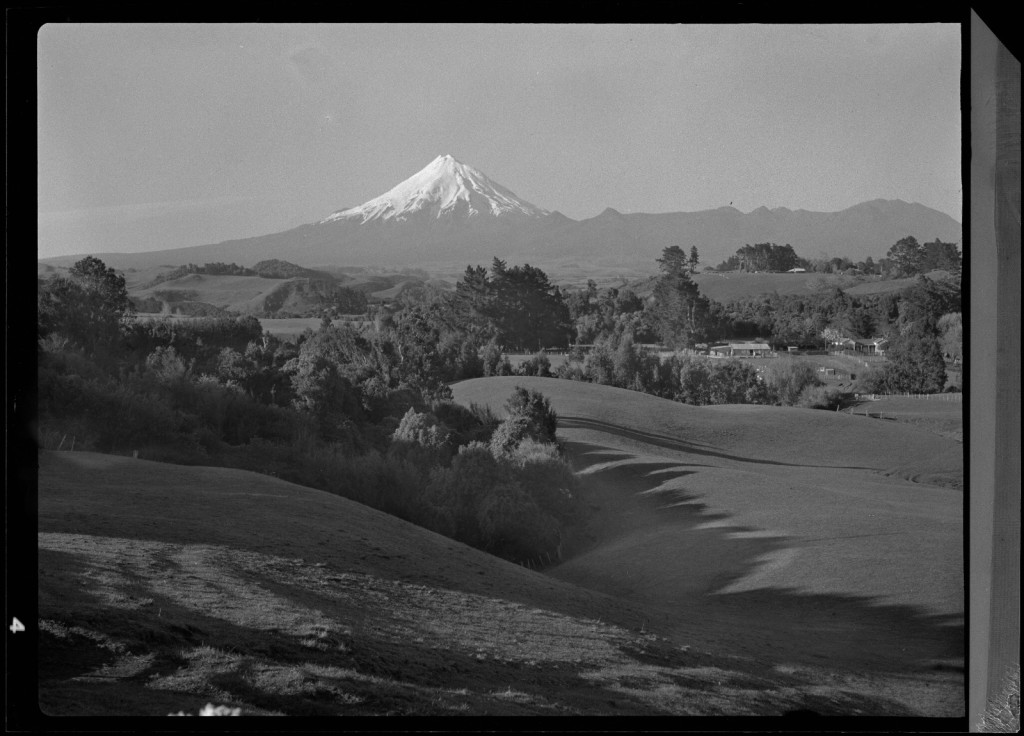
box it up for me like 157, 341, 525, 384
142, 259, 338, 287
361, 245, 957, 410
720, 275, 959, 347
141, 261, 259, 288
711, 237, 960, 279
512, 328, 851, 410
714, 243, 801, 273
37, 257, 580, 564
387, 389, 578, 561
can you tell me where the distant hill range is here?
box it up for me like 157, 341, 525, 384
39, 155, 962, 272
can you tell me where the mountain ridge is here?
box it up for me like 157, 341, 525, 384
39, 156, 962, 272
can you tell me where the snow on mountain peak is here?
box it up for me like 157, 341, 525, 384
321, 155, 549, 224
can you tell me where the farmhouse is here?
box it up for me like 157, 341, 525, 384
709, 342, 773, 358
853, 337, 888, 355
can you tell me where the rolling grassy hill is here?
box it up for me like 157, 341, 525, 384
125, 269, 437, 315
129, 273, 336, 316
453, 377, 964, 716
38, 451, 921, 719
689, 271, 861, 301
38, 378, 963, 718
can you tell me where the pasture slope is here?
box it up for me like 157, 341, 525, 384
37, 376, 963, 720
130, 273, 324, 315
452, 377, 964, 717
40, 453, 924, 720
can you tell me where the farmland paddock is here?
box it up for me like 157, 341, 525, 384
847, 393, 963, 442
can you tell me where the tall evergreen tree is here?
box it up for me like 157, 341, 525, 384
649, 246, 710, 348
886, 236, 925, 277
459, 260, 573, 352
38, 256, 134, 358
921, 240, 962, 274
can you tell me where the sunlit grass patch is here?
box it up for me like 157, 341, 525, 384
489, 686, 536, 703
147, 645, 240, 699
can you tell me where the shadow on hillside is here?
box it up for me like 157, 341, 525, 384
564, 440, 745, 526
558, 416, 873, 470
553, 440, 964, 676
701, 588, 964, 673
567, 447, 714, 476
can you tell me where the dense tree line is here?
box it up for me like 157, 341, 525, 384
564, 279, 649, 345
546, 329, 847, 409
142, 259, 341, 287
423, 245, 959, 398
735, 242, 800, 272
714, 243, 800, 272
710, 237, 961, 279
717, 275, 959, 344
544, 242, 962, 400
38, 256, 135, 362
452, 259, 573, 351
143, 262, 257, 287
885, 237, 961, 278
37, 257, 581, 564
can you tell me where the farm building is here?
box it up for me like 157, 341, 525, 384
853, 337, 888, 355
786, 267, 807, 273
709, 342, 773, 357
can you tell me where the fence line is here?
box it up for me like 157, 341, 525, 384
829, 351, 881, 370
862, 392, 962, 401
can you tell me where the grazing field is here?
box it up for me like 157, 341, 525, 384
849, 394, 963, 444
257, 317, 324, 338
38, 378, 963, 719
257, 317, 373, 340
453, 377, 964, 717
690, 271, 861, 301
843, 270, 955, 296
737, 353, 875, 385
37, 451, 931, 719
131, 273, 290, 313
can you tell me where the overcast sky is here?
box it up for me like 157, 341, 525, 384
37, 23, 962, 258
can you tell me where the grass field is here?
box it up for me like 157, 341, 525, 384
683, 270, 955, 303
848, 394, 963, 444
842, 271, 955, 296
131, 273, 281, 312
690, 271, 861, 301
38, 451, 926, 719
256, 316, 324, 338
38, 378, 963, 718
454, 377, 964, 716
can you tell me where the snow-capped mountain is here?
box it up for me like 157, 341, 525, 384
40, 156, 963, 272
321, 154, 549, 224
